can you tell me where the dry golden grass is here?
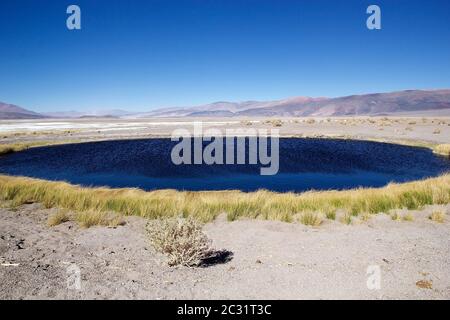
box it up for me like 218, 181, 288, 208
390, 210, 414, 222
429, 210, 446, 223
402, 212, 414, 222
47, 208, 124, 228
434, 144, 450, 157
75, 210, 125, 228
47, 209, 70, 227
0, 141, 80, 156
298, 211, 324, 226
1, 173, 449, 226
0, 143, 29, 156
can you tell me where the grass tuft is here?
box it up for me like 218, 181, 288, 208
298, 211, 324, 226
434, 144, 450, 157
429, 210, 446, 223
75, 210, 125, 228
47, 209, 70, 227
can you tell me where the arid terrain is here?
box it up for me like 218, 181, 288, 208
0, 203, 449, 299
0, 116, 449, 300
1, 116, 450, 144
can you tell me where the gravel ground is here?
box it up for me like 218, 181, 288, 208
1, 203, 449, 300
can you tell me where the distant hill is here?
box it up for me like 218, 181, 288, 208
43, 109, 133, 118
138, 89, 450, 117
3, 89, 450, 119
0, 102, 46, 119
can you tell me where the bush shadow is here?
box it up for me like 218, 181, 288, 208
199, 250, 234, 267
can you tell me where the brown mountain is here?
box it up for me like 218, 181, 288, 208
0, 102, 46, 119
2, 89, 450, 119
240, 89, 450, 117
139, 89, 450, 117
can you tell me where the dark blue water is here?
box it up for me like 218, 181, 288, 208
0, 138, 448, 192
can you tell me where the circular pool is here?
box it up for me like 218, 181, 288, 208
0, 138, 448, 192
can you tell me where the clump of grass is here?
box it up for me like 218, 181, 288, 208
429, 210, 445, 223
338, 211, 353, 225
402, 212, 414, 221
433, 128, 441, 134
306, 118, 316, 124
298, 211, 324, 226
146, 217, 212, 267
75, 210, 125, 228
47, 209, 71, 227
360, 212, 371, 222
0, 144, 29, 156
390, 211, 402, 221
391, 210, 414, 222
434, 144, 450, 157
0, 141, 80, 156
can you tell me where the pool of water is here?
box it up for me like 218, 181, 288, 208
0, 138, 448, 192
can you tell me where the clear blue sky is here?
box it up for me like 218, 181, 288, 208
1, 0, 450, 112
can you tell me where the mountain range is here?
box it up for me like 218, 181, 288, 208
1, 89, 450, 119
0, 102, 46, 119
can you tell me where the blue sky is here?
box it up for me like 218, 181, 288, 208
1, 0, 450, 112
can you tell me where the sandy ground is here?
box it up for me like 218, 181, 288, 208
1, 116, 450, 145
0, 203, 449, 300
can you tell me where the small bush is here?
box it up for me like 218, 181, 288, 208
146, 217, 212, 267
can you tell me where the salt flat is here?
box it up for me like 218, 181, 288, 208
1, 116, 450, 144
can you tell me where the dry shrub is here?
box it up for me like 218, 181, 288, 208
146, 217, 212, 267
